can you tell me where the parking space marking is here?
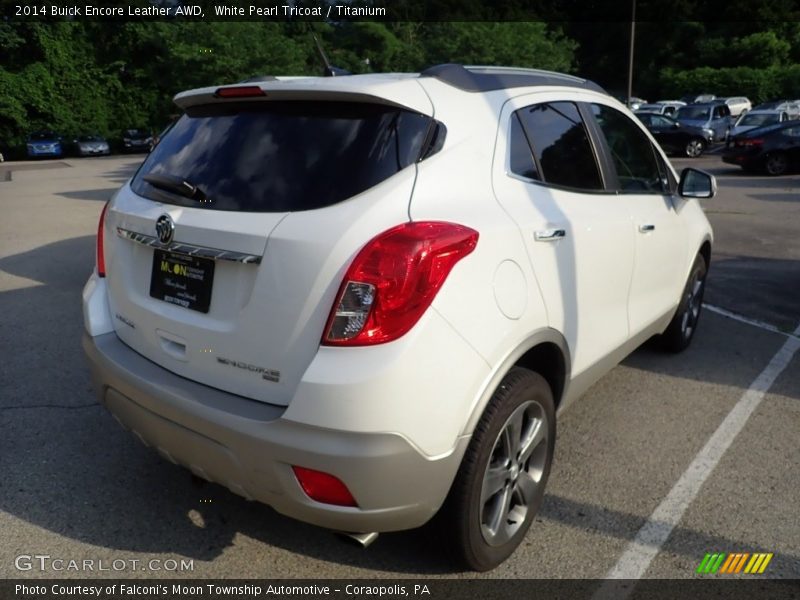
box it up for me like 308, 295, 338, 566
595, 320, 800, 594
704, 303, 800, 339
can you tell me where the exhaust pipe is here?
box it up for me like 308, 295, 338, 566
337, 531, 379, 548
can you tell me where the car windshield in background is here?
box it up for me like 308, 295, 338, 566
79, 135, 104, 142
131, 101, 432, 212
677, 107, 710, 120
739, 114, 779, 127
126, 130, 148, 138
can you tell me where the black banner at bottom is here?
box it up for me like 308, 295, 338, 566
4, 579, 800, 600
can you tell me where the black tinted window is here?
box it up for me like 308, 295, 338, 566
508, 113, 539, 180
592, 104, 666, 194
516, 102, 603, 191
131, 101, 432, 212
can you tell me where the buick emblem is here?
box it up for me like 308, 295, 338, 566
155, 214, 175, 244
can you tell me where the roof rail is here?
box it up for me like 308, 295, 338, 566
419, 64, 606, 94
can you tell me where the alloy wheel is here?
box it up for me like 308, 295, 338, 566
681, 270, 705, 340
480, 400, 548, 546
685, 139, 704, 158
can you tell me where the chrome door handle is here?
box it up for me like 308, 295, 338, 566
534, 228, 566, 242
639, 224, 656, 233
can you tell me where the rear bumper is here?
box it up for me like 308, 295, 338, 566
722, 153, 753, 167
83, 331, 468, 532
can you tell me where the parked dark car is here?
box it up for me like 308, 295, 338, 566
122, 129, 153, 153
635, 112, 712, 157
722, 121, 800, 175
26, 131, 64, 158
73, 134, 111, 156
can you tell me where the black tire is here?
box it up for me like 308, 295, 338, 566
659, 253, 708, 352
684, 138, 705, 158
764, 152, 788, 176
442, 367, 556, 571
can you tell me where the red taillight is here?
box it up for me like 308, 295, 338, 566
214, 85, 265, 98
292, 466, 358, 507
736, 138, 764, 147
322, 221, 479, 346
96, 202, 109, 277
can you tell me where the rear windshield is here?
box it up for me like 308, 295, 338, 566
131, 101, 433, 212
738, 113, 779, 127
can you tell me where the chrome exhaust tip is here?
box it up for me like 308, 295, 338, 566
337, 531, 379, 548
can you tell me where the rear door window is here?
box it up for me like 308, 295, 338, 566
131, 101, 433, 212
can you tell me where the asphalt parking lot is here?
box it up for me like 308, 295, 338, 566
0, 154, 798, 582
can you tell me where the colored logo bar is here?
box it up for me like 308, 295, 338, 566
696, 552, 773, 574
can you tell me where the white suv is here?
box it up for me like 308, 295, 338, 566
82, 64, 715, 571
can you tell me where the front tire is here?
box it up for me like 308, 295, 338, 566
685, 138, 705, 158
443, 368, 555, 571
659, 253, 707, 352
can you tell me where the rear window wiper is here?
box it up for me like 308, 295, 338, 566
143, 173, 210, 203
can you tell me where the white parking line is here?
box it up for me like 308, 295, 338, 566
704, 303, 800, 339
595, 320, 800, 594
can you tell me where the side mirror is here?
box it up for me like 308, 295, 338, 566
679, 168, 716, 199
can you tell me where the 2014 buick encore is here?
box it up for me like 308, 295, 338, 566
83, 64, 715, 570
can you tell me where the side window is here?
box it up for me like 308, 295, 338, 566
664, 106, 675, 116
508, 112, 539, 180
591, 103, 667, 194
653, 115, 672, 127
514, 101, 603, 191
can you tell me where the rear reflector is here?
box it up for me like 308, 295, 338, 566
323, 222, 479, 346
96, 201, 109, 277
214, 86, 266, 98
292, 466, 358, 507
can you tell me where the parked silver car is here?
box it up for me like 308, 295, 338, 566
675, 102, 732, 142
721, 96, 752, 118
635, 102, 684, 117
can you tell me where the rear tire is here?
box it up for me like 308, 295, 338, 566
764, 152, 788, 176
659, 253, 707, 352
442, 368, 555, 571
